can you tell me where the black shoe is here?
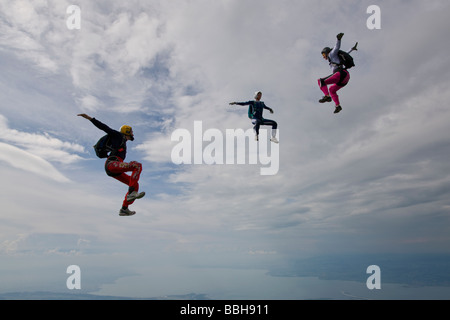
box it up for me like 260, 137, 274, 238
334, 105, 342, 114
119, 207, 136, 216
319, 96, 332, 103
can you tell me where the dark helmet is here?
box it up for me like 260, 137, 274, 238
321, 47, 332, 55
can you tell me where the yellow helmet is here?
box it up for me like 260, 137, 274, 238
120, 125, 132, 135
120, 125, 134, 140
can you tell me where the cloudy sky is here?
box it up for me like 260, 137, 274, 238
1, 0, 450, 299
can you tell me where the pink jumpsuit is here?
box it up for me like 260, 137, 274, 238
318, 69, 350, 106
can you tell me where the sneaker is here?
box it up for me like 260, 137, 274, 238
270, 137, 279, 144
334, 105, 343, 114
119, 207, 136, 216
319, 96, 332, 103
126, 191, 146, 202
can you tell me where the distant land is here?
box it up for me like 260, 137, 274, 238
2, 254, 450, 300
0, 291, 210, 300
269, 253, 450, 287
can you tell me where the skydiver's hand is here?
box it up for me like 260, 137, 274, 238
77, 113, 92, 121
337, 33, 344, 40
229, 102, 236, 105
351, 42, 358, 51
269, 108, 274, 114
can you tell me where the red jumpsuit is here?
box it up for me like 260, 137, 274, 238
106, 157, 142, 208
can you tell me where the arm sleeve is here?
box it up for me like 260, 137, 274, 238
233, 101, 252, 106
333, 38, 341, 52
90, 118, 117, 135
329, 39, 342, 62
263, 102, 271, 110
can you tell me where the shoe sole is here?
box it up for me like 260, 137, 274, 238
119, 211, 136, 216
319, 97, 332, 103
126, 192, 146, 202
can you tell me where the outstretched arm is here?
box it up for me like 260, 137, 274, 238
77, 113, 92, 121
77, 114, 116, 135
229, 101, 252, 106
330, 33, 343, 58
348, 42, 358, 54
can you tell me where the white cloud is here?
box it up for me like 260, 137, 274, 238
0, 0, 171, 115
78, 94, 102, 112
130, 0, 450, 257
248, 250, 277, 255
0, 234, 27, 255
135, 132, 173, 163
0, 142, 70, 182
0, 114, 85, 165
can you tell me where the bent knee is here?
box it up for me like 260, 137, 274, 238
318, 78, 325, 87
329, 86, 340, 94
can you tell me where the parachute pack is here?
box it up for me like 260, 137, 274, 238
338, 50, 355, 69
93, 134, 114, 158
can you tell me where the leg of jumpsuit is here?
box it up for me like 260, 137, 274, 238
261, 119, 278, 138
318, 70, 350, 106
106, 160, 142, 208
252, 119, 261, 135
